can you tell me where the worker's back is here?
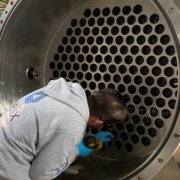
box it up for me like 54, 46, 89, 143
0, 78, 89, 180
0, 102, 36, 180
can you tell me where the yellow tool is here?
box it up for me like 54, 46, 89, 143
84, 135, 104, 150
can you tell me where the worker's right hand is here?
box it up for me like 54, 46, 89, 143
77, 141, 95, 158
95, 131, 115, 144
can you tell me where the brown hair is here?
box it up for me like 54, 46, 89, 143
87, 89, 127, 124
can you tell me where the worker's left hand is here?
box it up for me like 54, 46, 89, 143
95, 131, 115, 144
77, 141, 95, 158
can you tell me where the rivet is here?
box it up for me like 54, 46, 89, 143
174, 133, 180, 138
26, 67, 40, 79
158, 158, 164, 163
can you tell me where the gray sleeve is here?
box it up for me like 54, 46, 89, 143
30, 133, 79, 180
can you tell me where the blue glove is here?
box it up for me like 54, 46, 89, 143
95, 131, 115, 144
77, 141, 95, 158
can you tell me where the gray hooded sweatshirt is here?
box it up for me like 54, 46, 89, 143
0, 78, 89, 180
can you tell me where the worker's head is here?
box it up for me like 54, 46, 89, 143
87, 89, 127, 127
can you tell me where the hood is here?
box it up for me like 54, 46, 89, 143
43, 78, 89, 123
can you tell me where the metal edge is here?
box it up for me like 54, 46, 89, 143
0, 0, 23, 37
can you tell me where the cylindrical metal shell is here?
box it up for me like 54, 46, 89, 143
0, 0, 180, 179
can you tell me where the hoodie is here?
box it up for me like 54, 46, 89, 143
0, 78, 89, 180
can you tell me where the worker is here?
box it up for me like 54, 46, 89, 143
0, 78, 127, 180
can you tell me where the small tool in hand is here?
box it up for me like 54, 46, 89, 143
84, 135, 104, 150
